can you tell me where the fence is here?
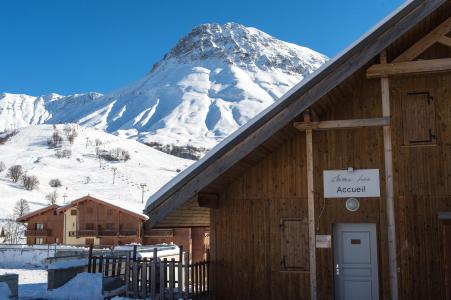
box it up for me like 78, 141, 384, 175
88, 245, 209, 299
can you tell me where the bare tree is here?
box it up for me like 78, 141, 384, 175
21, 174, 39, 190
13, 199, 30, 217
46, 190, 58, 205
3, 199, 30, 244
64, 125, 78, 144
0, 161, 5, 172
7, 165, 23, 182
48, 130, 63, 148
95, 138, 102, 146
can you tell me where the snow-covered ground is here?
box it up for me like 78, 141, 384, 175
0, 124, 193, 219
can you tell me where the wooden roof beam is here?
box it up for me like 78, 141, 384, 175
393, 17, 451, 62
437, 35, 451, 48
366, 58, 451, 78
294, 117, 389, 131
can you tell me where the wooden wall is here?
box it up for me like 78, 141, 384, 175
26, 207, 63, 244
209, 71, 451, 299
76, 200, 142, 245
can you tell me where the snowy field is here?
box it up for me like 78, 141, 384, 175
0, 124, 193, 219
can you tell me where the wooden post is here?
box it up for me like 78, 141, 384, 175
141, 260, 148, 298
132, 245, 138, 262
380, 51, 399, 300
305, 111, 317, 300
151, 248, 157, 299
159, 259, 166, 299
178, 247, 183, 299
184, 252, 190, 299
169, 259, 175, 300
88, 245, 93, 273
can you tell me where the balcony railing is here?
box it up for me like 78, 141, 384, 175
25, 229, 50, 236
76, 230, 98, 237
77, 229, 138, 237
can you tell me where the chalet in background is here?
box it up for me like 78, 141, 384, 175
17, 195, 210, 261
16, 204, 63, 245
144, 1, 451, 299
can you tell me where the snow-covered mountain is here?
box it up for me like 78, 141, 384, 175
0, 23, 327, 157
0, 124, 193, 219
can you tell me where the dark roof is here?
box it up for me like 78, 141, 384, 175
16, 204, 60, 222
144, 0, 447, 225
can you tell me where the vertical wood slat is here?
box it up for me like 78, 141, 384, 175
184, 252, 190, 299
125, 254, 130, 295
380, 51, 399, 300
160, 259, 166, 299
99, 256, 104, 274
141, 260, 147, 298
200, 262, 204, 294
169, 259, 175, 300
105, 257, 110, 277
88, 245, 93, 273
191, 262, 195, 297
133, 261, 139, 297
197, 262, 201, 296
151, 248, 157, 299
92, 256, 97, 273
117, 257, 122, 277
112, 257, 116, 277
178, 248, 183, 299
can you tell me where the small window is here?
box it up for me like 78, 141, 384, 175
85, 223, 94, 230
71, 209, 77, 216
402, 91, 436, 145
280, 218, 308, 271
68, 231, 75, 237
35, 237, 44, 245
35, 223, 44, 230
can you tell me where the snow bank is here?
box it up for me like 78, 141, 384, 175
114, 244, 180, 258
0, 282, 11, 299
46, 272, 103, 300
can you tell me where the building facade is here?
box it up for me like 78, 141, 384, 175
144, 2, 451, 299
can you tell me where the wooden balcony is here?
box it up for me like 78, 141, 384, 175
76, 230, 98, 237
25, 229, 50, 236
77, 229, 138, 237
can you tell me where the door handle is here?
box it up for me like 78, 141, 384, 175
336, 264, 340, 276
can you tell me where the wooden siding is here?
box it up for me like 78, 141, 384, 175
209, 71, 451, 299
25, 207, 63, 245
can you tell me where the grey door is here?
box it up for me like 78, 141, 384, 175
333, 223, 379, 300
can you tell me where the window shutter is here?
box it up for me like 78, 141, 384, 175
280, 218, 308, 271
402, 91, 436, 145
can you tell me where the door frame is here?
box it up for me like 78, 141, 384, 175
332, 222, 380, 300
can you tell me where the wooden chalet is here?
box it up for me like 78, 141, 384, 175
57, 195, 148, 246
16, 204, 63, 245
144, 1, 451, 299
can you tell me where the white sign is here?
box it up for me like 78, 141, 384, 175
316, 235, 331, 248
323, 169, 380, 198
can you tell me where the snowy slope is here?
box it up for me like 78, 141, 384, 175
0, 124, 193, 219
0, 23, 327, 153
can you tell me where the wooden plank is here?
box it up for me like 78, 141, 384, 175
380, 51, 399, 300
184, 252, 190, 299
393, 17, 451, 62
141, 260, 147, 298
367, 58, 451, 78
169, 259, 175, 300
293, 117, 389, 131
305, 112, 317, 300
178, 248, 183, 299
133, 261, 139, 297
159, 259, 165, 300
151, 248, 157, 299
437, 35, 451, 48
145, 0, 446, 226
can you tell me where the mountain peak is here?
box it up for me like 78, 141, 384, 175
151, 22, 327, 75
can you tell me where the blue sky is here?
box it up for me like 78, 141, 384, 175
0, 0, 404, 96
